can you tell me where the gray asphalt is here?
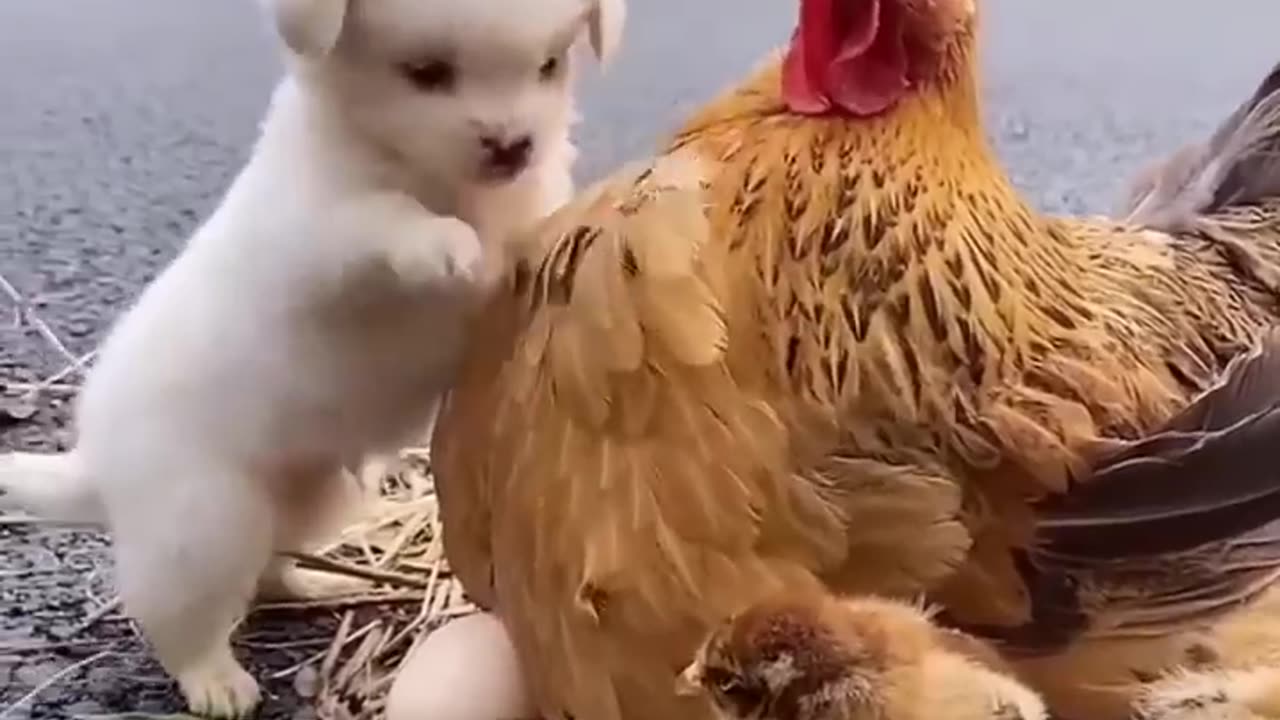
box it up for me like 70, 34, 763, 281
2, 0, 1280, 717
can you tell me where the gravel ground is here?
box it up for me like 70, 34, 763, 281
3, 0, 1280, 717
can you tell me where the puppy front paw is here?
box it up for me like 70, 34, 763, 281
177, 653, 261, 719
388, 216, 491, 295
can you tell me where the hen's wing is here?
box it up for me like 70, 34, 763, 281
432, 149, 846, 720
952, 329, 1280, 652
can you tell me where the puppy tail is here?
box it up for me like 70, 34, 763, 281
0, 450, 103, 524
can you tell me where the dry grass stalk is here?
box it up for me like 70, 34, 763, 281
0, 650, 116, 719
290, 447, 478, 720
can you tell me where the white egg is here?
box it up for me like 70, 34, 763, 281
386, 611, 536, 720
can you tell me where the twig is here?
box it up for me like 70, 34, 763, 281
332, 622, 385, 691
253, 592, 425, 611
0, 272, 22, 305
319, 612, 356, 683
1, 351, 97, 398
282, 551, 429, 589
0, 382, 80, 395
236, 636, 334, 651
438, 603, 478, 618
64, 597, 123, 638
373, 512, 428, 569
24, 311, 78, 366
39, 350, 96, 387
374, 563, 442, 667
81, 567, 112, 608
0, 269, 81, 366
0, 650, 114, 719
0, 516, 58, 526
0, 566, 66, 580
269, 613, 380, 681
0, 638, 109, 654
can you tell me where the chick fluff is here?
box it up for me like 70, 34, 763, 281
678, 594, 1046, 720
1136, 667, 1280, 720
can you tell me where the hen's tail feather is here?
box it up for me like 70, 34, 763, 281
0, 450, 103, 524
1208, 61, 1280, 212
1034, 327, 1280, 559
1121, 59, 1280, 229
948, 330, 1280, 653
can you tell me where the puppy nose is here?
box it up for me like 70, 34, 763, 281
481, 135, 533, 168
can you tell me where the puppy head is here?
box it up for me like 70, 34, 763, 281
262, 0, 625, 188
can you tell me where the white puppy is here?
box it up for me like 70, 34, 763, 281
0, 0, 623, 717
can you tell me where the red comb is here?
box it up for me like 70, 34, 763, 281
783, 0, 910, 117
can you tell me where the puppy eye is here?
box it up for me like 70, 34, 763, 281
539, 55, 561, 81
402, 60, 456, 92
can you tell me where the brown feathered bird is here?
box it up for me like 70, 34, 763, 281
429, 0, 1280, 717
676, 592, 1047, 720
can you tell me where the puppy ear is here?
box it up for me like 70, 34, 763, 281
586, 0, 625, 65
267, 0, 350, 58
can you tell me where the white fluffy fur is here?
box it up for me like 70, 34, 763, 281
0, 0, 623, 717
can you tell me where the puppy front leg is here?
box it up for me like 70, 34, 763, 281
383, 214, 492, 296
347, 194, 495, 298
319, 195, 497, 305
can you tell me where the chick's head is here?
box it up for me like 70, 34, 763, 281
678, 595, 932, 720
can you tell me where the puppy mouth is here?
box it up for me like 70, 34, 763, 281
476, 135, 535, 184
476, 159, 531, 184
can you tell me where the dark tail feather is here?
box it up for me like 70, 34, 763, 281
1209, 61, 1280, 211
1034, 328, 1280, 559
945, 330, 1280, 654
1120, 60, 1280, 230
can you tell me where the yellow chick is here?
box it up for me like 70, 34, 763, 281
677, 592, 1046, 720
1137, 667, 1280, 720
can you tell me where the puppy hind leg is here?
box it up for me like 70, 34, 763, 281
257, 467, 373, 601
111, 471, 272, 720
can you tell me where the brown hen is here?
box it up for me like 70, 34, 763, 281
430, 0, 1280, 718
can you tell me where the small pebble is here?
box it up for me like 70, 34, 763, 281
293, 665, 319, 699
14, 660, 60, 687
